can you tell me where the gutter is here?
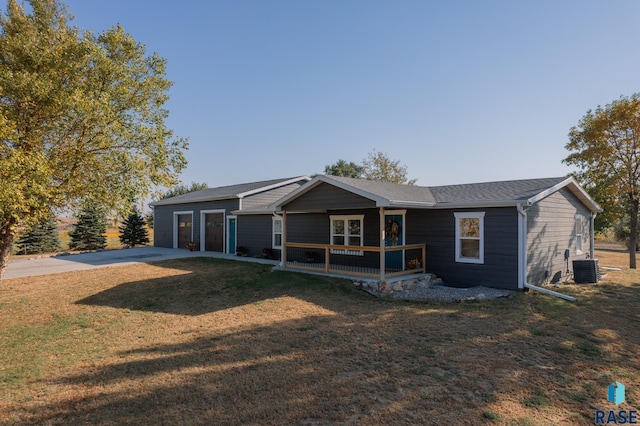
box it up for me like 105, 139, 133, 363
517, 203, 577, 302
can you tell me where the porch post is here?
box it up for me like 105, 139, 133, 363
379, 207, 385, 280
282, 210, 287, 269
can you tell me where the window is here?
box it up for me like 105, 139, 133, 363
330, 215, 364, 255
575, 215, 583, 254
454, 212, 485, 264
272, 217, 283, 249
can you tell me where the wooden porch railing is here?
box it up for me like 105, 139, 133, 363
283, 242, 426, 280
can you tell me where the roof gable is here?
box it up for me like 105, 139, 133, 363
276, 175, 436, 210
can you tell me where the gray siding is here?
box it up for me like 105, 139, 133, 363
286, 209, 381, 245
243, 182, 305, 210
236, 214, 277, 258
527, 188, 592, 285
408, 208, 519, 290
153, 199, 240, 249
283, 183, 376, 211
284, 207, 519, 290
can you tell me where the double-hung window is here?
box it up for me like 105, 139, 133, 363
330, 215, 364, 255
454, 212, 485, 264
272, 217, 283, 249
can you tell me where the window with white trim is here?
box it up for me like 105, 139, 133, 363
575, 214, 583, 254
454, 212, 485, 264
330, 215, 364, 255
272, 217, 283, 249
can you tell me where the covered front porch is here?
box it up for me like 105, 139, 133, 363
274, 175, 437, 281
278, 203, 427, 280
282, 241, 426, 279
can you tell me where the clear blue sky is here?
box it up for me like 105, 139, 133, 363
6, 0, 640, 187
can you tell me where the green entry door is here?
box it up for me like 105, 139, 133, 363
227, 217, 236, 254
385, 213, 404, 271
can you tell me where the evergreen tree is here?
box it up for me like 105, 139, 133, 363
16, 214, 61, 255
119, 209, 150, 247
144, 212, 154, 230
69, 205, 107, 251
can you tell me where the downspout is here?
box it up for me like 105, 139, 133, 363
590, 211, 597, 260
517, 203, 577, 302
517, 203, 527, 290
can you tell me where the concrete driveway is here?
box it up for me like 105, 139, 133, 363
5, 247, 278, 280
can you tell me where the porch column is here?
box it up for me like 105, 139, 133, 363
282, 210, 287, 269
379, 206, 385, 280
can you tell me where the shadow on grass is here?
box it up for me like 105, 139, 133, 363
16, 257, 639, 425
21, 304, 542, 425
76, 257, 362, 316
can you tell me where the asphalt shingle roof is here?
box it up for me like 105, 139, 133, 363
325, 175, 437, 205
150, 177, 307, 207
429, 177, 567, 204
320, 175, 569, 206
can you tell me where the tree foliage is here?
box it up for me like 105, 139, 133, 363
362, 150, 417, 185
0, 0, 187, 280
159, 181, 208, 200
564, 93, 640, 268
119, 208, 149, 247
68, 204, 107, 251
324, 150, 416, 185
323, 160, 364, 179
15, 213, 61, 255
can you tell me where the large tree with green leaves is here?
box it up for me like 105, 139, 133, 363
0, 0, 187, 280
159, 181, 208, 200
324, 150, 416, 185
324, 160, 364, 179
361, 150, 417, 185
564, 93, 640, 268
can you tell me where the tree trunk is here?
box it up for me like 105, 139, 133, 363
0, 225, 16, 283
629, 200, 639, 269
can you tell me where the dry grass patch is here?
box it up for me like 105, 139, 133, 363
0, 251, 638, 425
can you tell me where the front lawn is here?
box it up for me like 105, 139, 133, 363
0, 250, 638, 425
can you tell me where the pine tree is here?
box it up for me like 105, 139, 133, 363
16, 214, 61, 255
69, 205, 107, 251
119, 209, 150, 248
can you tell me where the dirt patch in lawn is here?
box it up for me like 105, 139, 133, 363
0, 253, 638, 425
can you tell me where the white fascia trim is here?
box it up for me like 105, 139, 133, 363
433, 200, 521, 209
232, 209, 276, 215
237, 176, 311, 198
388, 200, 437, 208
527, 177, 601, 212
